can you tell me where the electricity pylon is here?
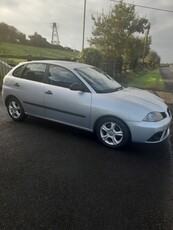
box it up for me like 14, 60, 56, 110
51, 22, 60, 45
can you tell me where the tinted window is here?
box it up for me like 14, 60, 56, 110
21, 63, 46, 82
48, 65, 81, 88
76, 66, 121, 93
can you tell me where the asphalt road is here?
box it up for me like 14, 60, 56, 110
0, 68, 173, 230
160, 67, 173, 93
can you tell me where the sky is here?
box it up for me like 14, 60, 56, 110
1, 0, 173, 63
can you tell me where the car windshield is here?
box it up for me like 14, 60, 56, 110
76, 66, 122, 93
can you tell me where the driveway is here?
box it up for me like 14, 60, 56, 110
0, 68, 173, 229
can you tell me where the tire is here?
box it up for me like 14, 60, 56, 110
7, 97, 26, 121
96, 116, 130, 148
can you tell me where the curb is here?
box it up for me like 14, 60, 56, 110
148, 90, 173, 105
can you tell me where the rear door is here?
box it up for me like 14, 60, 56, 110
11, 63, 47, 117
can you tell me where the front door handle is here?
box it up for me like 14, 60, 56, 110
45, 90, 53, 95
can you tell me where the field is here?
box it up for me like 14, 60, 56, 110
0, 42, 79, 65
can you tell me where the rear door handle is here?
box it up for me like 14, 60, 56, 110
14, 83, 19, 87
45, 90, 53, 95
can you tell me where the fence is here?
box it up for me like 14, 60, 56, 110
0, 60, 12, 88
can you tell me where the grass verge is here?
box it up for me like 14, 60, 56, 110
128, 69, 165, 91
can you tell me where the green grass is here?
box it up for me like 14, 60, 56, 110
128, 69, 165, 91
0, 42, 78, 65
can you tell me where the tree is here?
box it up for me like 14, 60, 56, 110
145, 50, 161, 69
79, 48, 103, 67
89, 0, 150, 74
124, 35, 151, 71
28, 32, 51, 47
18, 32, 27, 44
0, 22, 27, 44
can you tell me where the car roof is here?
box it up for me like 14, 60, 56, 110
21, 60, 90, 69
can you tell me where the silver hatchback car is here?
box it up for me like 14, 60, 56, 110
2, 60, 172, 148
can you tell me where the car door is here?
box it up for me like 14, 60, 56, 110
44, 64, 92, 129
12, 63, 47, 117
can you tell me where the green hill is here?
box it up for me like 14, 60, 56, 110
0, 42, 79, 65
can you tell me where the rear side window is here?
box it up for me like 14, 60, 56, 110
21, 63, 47, 82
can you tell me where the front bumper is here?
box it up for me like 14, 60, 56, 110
126, 113, 172, 144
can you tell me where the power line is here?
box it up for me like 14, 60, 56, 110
110, 0, 173, 13
54, 1, 97, 14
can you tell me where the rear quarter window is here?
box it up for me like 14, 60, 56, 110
12, 65, 25, 78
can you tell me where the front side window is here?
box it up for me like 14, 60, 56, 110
21, 63, 46, 82
48, 65, 82, 88
76, 66, 121, 93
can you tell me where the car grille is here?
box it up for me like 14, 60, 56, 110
161, 112, 166, 119
161, 108, 172, 120
167, 108, 172, 117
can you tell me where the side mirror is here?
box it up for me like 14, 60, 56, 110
70, 83, 85, 92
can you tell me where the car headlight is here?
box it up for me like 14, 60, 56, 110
143, 112, 164, 122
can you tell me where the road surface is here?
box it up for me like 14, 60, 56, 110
0, 68, 173, 230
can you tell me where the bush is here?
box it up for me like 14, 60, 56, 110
78, 48, 103, 68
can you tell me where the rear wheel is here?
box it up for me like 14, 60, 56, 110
7, 97, 25, 121
96, 116, 130, 148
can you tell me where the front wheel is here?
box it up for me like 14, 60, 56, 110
7, 97, 26, 121
96, 117, 131, 148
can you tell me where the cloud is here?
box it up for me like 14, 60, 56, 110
0, 0, 173, 62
